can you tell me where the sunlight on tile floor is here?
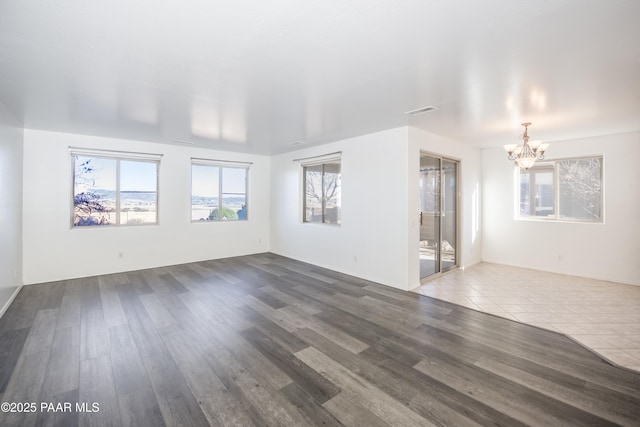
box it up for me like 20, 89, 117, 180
413, 263, 640, 371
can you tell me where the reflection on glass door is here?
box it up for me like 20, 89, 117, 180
419, 154, 458, 280
441, 159, 457, 273
419, 156, 441, 278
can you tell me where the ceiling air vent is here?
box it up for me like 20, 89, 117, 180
405, 106, 438, 116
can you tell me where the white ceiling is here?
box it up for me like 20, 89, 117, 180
1, 0, 639, 154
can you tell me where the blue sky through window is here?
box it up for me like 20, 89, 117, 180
121, 160, 157, 192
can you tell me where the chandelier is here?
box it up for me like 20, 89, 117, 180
503, 122, 548, 169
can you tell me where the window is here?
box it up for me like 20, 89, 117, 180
303, 160, 341, 224
191, 159, 248, 222
518, 156, 602, 222
72, 149, 160, 227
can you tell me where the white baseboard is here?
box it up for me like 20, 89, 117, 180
460, 259, 483, 271
0, 285, 23, 319
480, 260, 639, 286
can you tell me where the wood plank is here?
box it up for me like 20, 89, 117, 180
159, 327, 256, 426
259, 285, 323, 315
138, 270, 172, 295
413, 356, 616, 426
295, 327, 490, 427
35, 388, 80, 427
80, 308, 109, 361
116, 284, 166, 357
282, 304, 369, 354
241, 326, 340, 404
56, 280, 83, 330
322, 392, 391, 427
118, 387, 166, 427
199, 336, 308, 426
474, 356, 640, 425
156, 272, 189, 294
80, 277, 102, 312
209, 327, 295, 392
0, 349, 50, 426
79, 354, 122, 426
249, 287, 288, 309
238, 305, 310, 353
141, 351, 210, 427
279, 382, 343, 427
138, 293, 177, 329
38, 280, 66, 311
245, 295, 306, 332
359, 340, 528, 427
23, 308, 58, 356
108, 324, 152, 396
98, 275, 127, 328
0, 328, 30, 393
176, 296, 294, 391
0, 285, 51, 332
40, 326, 80, 399
295, 346, 434, 427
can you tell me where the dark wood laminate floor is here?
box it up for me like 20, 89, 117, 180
1, 253, 639, 426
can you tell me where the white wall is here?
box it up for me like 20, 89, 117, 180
482, 132, 640, 285
270, 127, 411, 290
23, 124, 636, 291
22, 129, 270, 284
0, 102, 23, 314
408, 127, 483, 289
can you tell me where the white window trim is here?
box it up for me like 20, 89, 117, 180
295, 151, 342, 167
515, 155, 604, 224
191, 157, 252, 168
190, 158, 250, 223
70, 147, 161, 228
69, 147, 163, 161
297, 152, 342, 225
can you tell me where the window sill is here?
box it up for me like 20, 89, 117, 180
515, 217, 604, 224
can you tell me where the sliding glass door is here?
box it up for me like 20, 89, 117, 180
441, 159, 457, 273
419, 156, 442, 277
419, 153, 458, 280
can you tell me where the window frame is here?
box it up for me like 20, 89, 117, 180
302, 159, 342, 225
190, 158, 250, 223
70, 148, 161, 228
515, 155, 604, 223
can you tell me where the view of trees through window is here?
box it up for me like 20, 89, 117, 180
304, 161, 341, 224
73, 154, 158, 226
191, 163, 247, 221
519, 157, 602, 222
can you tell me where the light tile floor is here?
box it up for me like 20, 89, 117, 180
413, 263, 640, 371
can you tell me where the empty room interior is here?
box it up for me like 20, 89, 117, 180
1, 1, 640, 426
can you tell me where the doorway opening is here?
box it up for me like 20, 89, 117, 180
419, 153, 459, 280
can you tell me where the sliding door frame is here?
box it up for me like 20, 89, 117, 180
419, 151, 461, 283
